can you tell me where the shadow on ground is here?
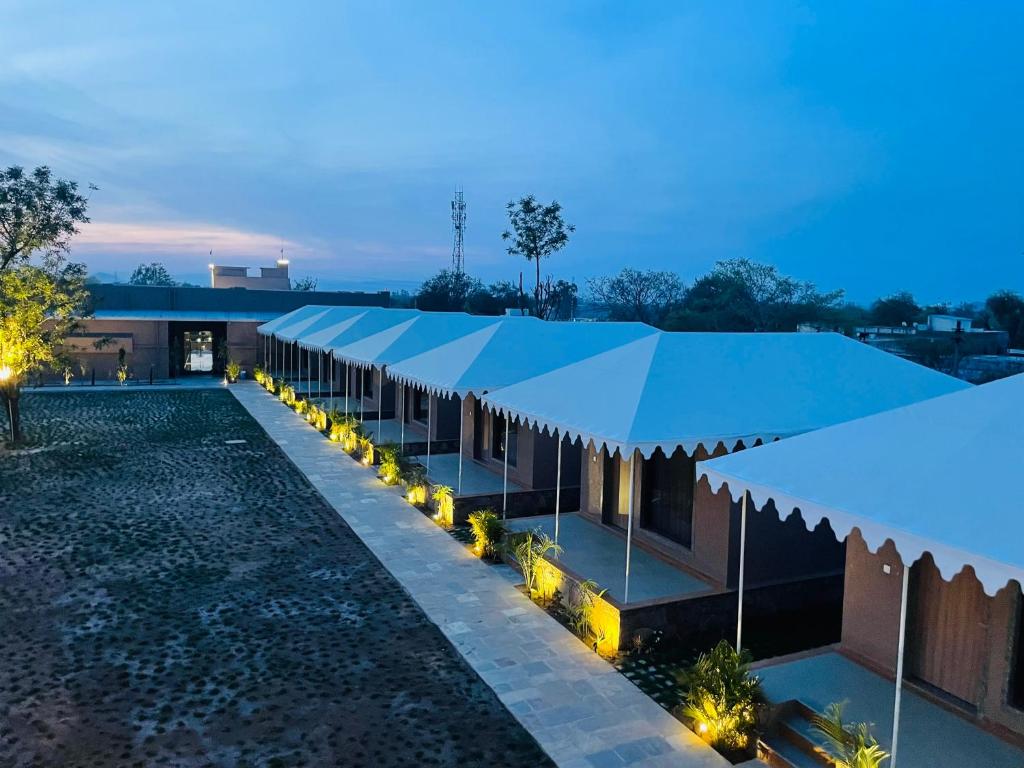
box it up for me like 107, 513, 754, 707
0, 391, 553, 768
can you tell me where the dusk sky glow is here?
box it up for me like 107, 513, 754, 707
2, 1, 1021, 300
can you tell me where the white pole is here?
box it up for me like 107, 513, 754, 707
502, 412, 510, 519
457, 397, 465, 495
554, 433, 562, 545
360, 368, 365, 422
736, 492, 748, 652
345, 363, 349, 419
377, 368, 382, 442
624, 449, 636, 604
891, 562, 910, 768
318, 350, 322, 402
329, 353, 334, 411
426, 395, 433, 472
400, 385, 405, 452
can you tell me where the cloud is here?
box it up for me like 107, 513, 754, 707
73, 220, 311, 258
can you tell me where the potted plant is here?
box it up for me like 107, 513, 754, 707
225, 360, 241, 384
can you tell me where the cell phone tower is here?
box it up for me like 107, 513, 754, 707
451, 187, 466, 273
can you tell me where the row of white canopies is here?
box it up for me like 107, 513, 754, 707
258, 306, 1014, 589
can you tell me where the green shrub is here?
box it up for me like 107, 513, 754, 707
225, 360, 241, 383
468, 509, 505, 559
680, 640, 763, 756
377, 443, 402, 484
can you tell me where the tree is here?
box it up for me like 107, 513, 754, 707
1, 166, 90, 272
501, 195, 574, 314
129, 262, 176, 286
466, 280, 520, 316
0, 263, 88, 442
587, 268, 686, 325
415, 269, 483, 312
537, 278, 578, 321
0, 166, 91, 443
292, 275, 318, 291
664, 259, 843, 332
984, 290, 1024, 348
868, 291, 920, 327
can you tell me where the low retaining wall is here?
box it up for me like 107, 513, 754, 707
400, 439, 460, 457
452, 486, 581, 525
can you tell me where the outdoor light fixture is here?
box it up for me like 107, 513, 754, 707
0, 365, 11, 382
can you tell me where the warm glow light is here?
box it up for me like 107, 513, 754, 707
0, 366, 11, 382
698, 723, 709, 734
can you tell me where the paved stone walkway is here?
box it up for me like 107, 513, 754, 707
233, 383, 729, 768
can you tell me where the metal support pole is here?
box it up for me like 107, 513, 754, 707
318, 350, 322, 403
891, 562, 910, 768
624, 449, 636, 604
329, 353, 334, 410
377, 368, 383, 442
554, 433, 562, 545
502, 412, 510, 518
360, 368, 364, 422
344, 363, 350, 419
400, 384, 405, 452
457, 397, 465, 495
736, 492, 748, 652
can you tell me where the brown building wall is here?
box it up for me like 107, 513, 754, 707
840, 532, 906, 671
842, 534, 1024, 738
63, 318, 169, 382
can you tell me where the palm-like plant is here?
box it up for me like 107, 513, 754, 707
431, 485, 455, 527
811, 703, 889, 768
681, 640, 763, 755
511, 530, 562, 596
468, 509, 505, 559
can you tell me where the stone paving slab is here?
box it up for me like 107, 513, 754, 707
232, 382, 730, 768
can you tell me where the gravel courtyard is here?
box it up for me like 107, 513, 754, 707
0, 390, 553, 768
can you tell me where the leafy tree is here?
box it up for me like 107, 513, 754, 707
129, 262, 177, 286
0, 263, 88, 442
292, 275, 318, 291
868, 291, 920, 327
501, 195, 574, 314
416, 268, 483, 312
0, 166, 90, 272
466, 280, 521, 316
537, 278, 578, 321
664, 259, 843, 332
0, 166, 92, 443
984, 290, 1024, 348
587, 268, 686, 325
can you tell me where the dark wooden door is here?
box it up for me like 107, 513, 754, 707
907, 558, 990, 707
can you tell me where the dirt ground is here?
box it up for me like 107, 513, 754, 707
0, 390, 553, 768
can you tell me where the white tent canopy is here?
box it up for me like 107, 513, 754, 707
387, 318, 658, 399
482, 332, 969, 459
257, 304, 330, 336
699, 372, 1024, 596
297, 308, 422, 352
331, 312, 502, 370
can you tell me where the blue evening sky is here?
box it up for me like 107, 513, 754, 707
2, 1, 1021, 301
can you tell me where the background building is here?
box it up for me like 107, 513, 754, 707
59, 284, 389, 383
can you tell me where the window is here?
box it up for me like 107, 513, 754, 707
413, 390, 430, 422
183, 330, 214, 372
491, 413, 517, 468
639, 447, 694, 547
